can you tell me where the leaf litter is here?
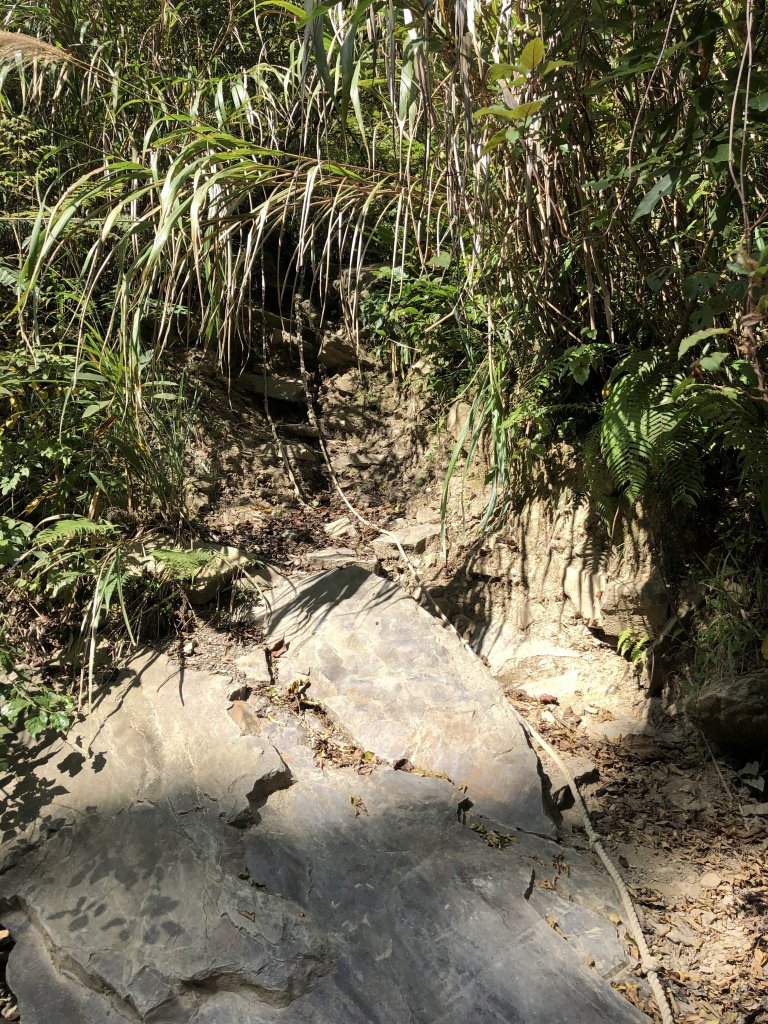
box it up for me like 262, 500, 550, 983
506, 688, 768, 1024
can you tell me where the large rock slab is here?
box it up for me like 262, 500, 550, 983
0, 655, 334, 1022
232, 749, 647, 1024
1, 574, 650, 1024
687, 669, 768, 751
371, 523, 441, 558
267, 567, 549, 831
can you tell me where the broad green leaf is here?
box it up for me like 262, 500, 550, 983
678, 327, 730, 358
541, 60, 573, 75
49, 710, 71, 731
519, 38, 545, 72
631, 171, 680, 222
474, 100, 544, 122
82, 400, 111, 418
488, 64, 525, 83
480, 129, 510, 155
24, 714, 46, 737
704, 142, 730, 164
699, 351, 729, 371
682, 271, 718, 300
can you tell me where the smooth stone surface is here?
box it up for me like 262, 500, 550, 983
1, 574, 649, 1024
303, 547, 358, 567
1, 655, 333, 1023
268, 567, 550, 831
474, 619, 582, 676
232, 746, 644, 1024
371, 523, 441, 558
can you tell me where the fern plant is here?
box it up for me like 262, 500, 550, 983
592, 343, 768, 525
617, 628, 650, 665
599, 350, 704, 510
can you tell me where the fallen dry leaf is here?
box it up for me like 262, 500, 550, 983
268, 637, 289, 658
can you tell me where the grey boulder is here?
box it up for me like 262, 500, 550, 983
267, 567, 548, 831
0, 569, 650, 1024
687, 669, 768, 751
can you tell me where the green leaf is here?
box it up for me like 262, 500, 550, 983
728, 359, 758, 387
541, 60, 573, 75
480, 129, 510, 155
631, 171, 681, 222
255, 0, 304, 15
699, 351, 729, 371
682, 271, 718, 300
1, 696, 32, 723
704, 142, 730, 165
678, 327, 730, 358
24, 715, 46, 737
474, 101, 544, 123
519, 38, 545, 72
428, 253, 451, 269
49, 710, 71, 731
82, 400, 111, 418
489, 64, 528, 82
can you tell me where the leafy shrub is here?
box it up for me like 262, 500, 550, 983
0, 338, 188, 522
358, 267, 484, 396
0, 637, 74, 770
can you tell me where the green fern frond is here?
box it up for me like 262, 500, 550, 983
152, 547, 217, 578
601, 350, 685, 503
582, 422, 619, 527
683, 384, 768, 508
36, 518, 117, 546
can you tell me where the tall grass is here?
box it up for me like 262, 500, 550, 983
0, 0, 766, 730
4, 0, 765, 529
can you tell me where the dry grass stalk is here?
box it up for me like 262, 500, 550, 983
0, 31, 73, 64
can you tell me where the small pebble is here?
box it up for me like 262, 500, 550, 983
700, 871, 722, 888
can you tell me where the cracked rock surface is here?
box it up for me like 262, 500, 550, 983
0, 568, 649, 1022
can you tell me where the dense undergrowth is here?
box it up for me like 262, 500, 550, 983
0, 0, 767, 757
